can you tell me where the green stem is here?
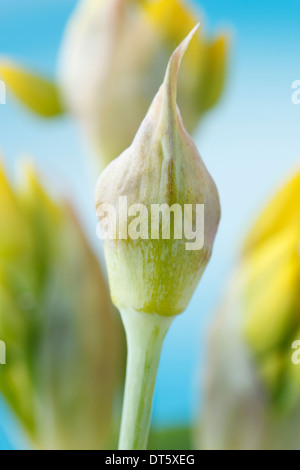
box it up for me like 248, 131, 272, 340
118, 308, 174, 450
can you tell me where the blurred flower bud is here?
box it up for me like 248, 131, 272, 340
0, 159, 123, 450
200, 171, 300, 450
95, 27, 221, 317
59, 0, 228, 168
1, 0, 229, 171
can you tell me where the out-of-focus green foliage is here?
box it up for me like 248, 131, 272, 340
0, 159, 123, 450
148, 427, 192, 450
108, 425, 193, 450
148, 426, 192, 450
242, 172, 300, 410
0, 0, 229, 169
200, 170, 300, 450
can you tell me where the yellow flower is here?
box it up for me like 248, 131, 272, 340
0, 0, 228, 170
0, 159, 123, 450
241, 173, 300, 413
201, 170, 300, 450
243, 172, 300, 253
144, 0, 228, 125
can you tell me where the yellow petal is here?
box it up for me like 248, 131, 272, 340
0, 60, 64, 117
18, 160, 61, 225
242, 224, 300, 355
0, 159, 30, 259
143, 0, 205, 68
244, 171, 300, 254
143, 0, 197, 42
200, 34, 229, 113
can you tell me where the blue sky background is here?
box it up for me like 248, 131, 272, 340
0, 0, 300, 449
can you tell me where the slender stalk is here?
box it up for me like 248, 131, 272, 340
118, 308, 174, 450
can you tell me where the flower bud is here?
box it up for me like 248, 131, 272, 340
200, 171, 300, 450
95, 27, 221, 317
59, 0, 228, 168
0, 159, 123, 450
1, 1, 228, 171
